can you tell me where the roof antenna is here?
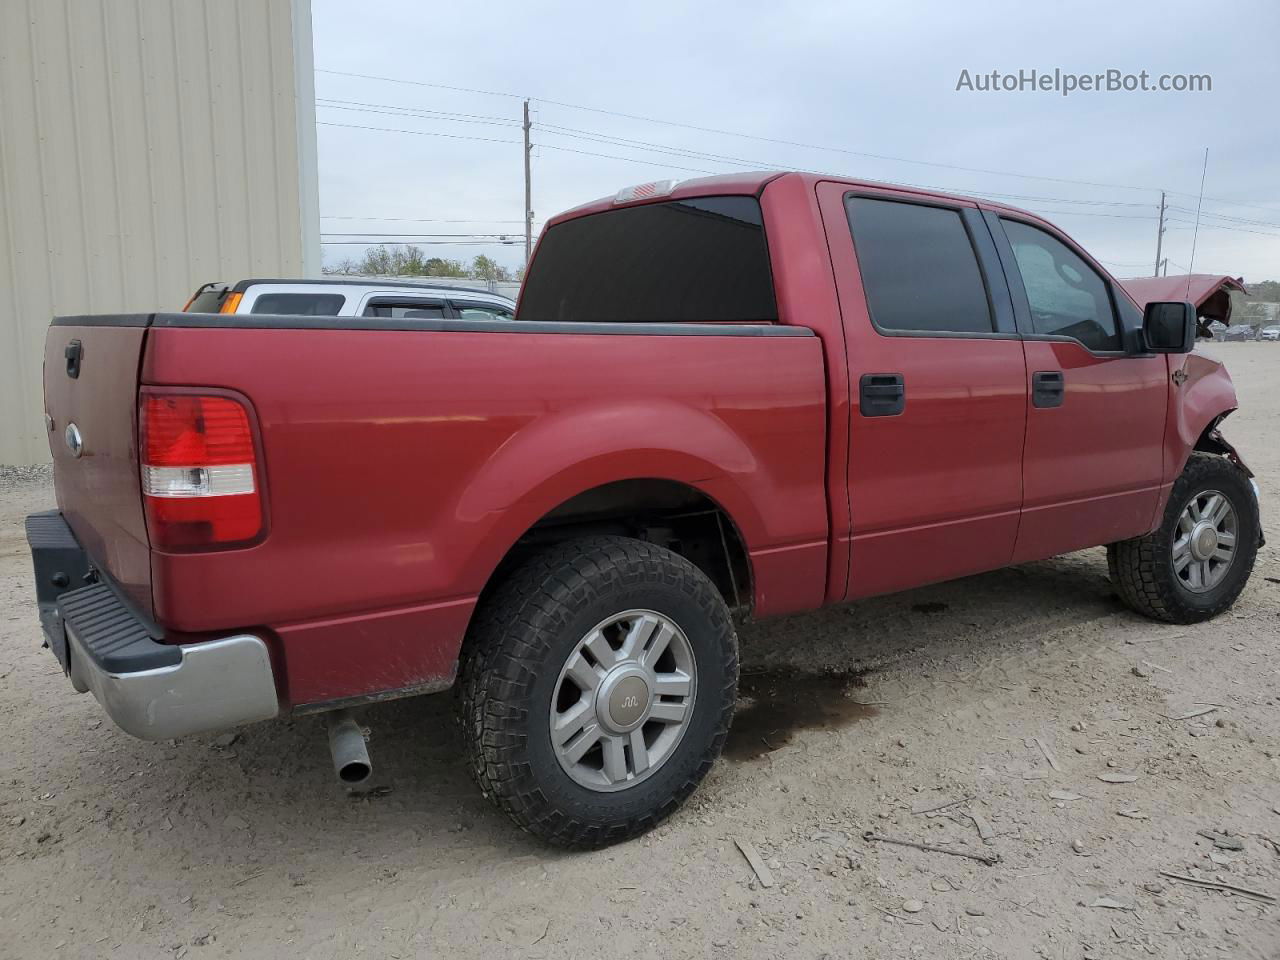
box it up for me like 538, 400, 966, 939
1184, 147, 1209, 299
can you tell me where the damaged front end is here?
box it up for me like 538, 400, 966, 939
1121, 274, 1247, 339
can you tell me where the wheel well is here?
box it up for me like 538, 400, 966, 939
1193, 412, 1232, 457
481, 479, 752, 612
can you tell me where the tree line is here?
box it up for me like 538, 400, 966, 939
324, 244, 521, 282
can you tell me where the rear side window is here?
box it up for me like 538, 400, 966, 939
452, 301, 514, 321
250, 292, 345, 316
363, 299, 446, 319
519, 196, 777, 323
846, 197, 993, 335
1001, 219, 1121, 352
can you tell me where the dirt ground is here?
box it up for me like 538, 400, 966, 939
2, 342, 1279, 960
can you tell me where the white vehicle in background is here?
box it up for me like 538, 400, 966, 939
1262, 325, 1280, 342
183, 278, 517, 322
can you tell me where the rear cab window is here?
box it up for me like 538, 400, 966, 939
518, 195, 777, 323
250, 292, 345, 316
845, 197, 994, 335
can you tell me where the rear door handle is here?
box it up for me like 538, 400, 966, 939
860, 373, 905, 417
1032, 370, 1064, 408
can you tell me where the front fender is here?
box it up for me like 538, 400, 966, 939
1166, 351, 1239, 483
1149, 350, 1242, 534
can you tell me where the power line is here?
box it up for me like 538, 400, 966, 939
1016, 209, 1156, 221
318, 94, 1166, 212
1167, 205, 1280, 231
319, 67, 1280, 226
535, 142, 719, 175
317, 101, 520, 129
318, 66, 1165, 193
316, 93, 1279, 262
1097, 258, 1156, 268
321, 233, 527, 238
1162, 189, 1280, 215
321, 106, 1165, 213
321, 239, 523, 246
322, 216, 528, 223
318, 120, 518, 146
1166, 219, 1280, 240
317, 97, 517, 125
321, 115, 721, 175
317, 68, 523, 101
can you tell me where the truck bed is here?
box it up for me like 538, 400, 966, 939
44, 312, 828, 708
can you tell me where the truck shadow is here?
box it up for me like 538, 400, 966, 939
261, 551, 1121, 840
52, 549, 1132, 862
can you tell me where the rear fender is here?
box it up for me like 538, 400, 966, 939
453, 399, 800, 602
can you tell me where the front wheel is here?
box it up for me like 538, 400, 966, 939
1109, 453, 1259, 623
459, 536, 738, 848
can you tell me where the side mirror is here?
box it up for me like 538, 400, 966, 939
1141, 301, 1196, 353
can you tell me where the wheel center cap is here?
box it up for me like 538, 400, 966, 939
1190, 521, 1218, 561
597, 669, 651, 732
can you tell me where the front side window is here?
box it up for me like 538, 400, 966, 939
846, 197, 993, 335
250, 292, 345, 316
1002, 220, 1121, 351
362, 299, 446, 320
518, 196, 777, 323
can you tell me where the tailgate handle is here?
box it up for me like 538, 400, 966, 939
859, 373, 905, 417
1032, 370, 1064, 408
65, 340, 82, 380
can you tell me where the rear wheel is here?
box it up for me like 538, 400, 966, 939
459, 536, 738, 848
1108, 453, 1259, 623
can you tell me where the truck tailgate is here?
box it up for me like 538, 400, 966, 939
43, 317, 153, 616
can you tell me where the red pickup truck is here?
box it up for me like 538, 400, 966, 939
28, 172, 1260, 848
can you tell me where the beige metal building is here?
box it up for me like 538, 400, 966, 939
0, 0, 320, 464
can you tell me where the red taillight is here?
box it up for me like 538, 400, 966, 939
140, 392, 263, 549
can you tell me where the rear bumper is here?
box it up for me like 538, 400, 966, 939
26, 511, 279, 740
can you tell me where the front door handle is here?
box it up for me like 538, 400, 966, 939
860, 373, 905, 417
1032, 370, 1064, 408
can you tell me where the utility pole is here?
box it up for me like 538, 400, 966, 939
1157, 189, 1167, 276
522, 99, 532, 267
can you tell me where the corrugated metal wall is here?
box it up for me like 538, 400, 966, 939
0, 0, 319, 464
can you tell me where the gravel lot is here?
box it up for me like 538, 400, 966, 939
2, 342, 1278, 959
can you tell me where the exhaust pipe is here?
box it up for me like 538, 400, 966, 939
326, 709, 372, 784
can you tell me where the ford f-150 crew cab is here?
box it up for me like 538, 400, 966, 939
27, 171, 1261, 849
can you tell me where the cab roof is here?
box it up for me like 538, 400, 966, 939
548, 170, 1068, 235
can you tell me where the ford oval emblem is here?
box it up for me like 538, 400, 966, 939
65, 422, 84, 458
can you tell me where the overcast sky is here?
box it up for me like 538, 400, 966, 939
312, 0, 1280, 282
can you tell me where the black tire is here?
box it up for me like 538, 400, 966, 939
1108, 453, 1259, 624
458, 536, 738, 849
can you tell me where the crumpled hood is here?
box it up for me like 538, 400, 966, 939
1121, 274, 1246, 325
